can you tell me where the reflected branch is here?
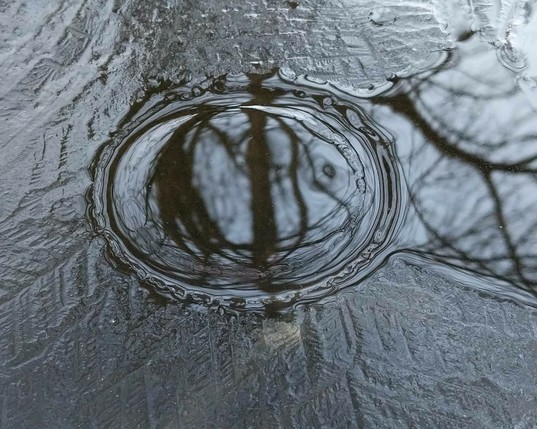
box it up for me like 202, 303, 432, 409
376, 46, 537, 292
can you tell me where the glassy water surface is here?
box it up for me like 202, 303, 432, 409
90, 72, 404, 311
90, 30, 537, 311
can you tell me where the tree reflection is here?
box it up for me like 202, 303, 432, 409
372, 35, 537, 295
146, 73, 361, 290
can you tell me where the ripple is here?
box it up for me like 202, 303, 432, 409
89, 70, 404, 311
496, 43, 527, 73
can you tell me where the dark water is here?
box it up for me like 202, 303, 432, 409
89, 37, 537, 312
89, 72, 403, 311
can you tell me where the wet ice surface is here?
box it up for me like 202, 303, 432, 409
2, 0, 537, 427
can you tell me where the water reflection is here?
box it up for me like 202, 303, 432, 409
91, 72, 402, 310
91, 35, 537, 309
149, 78, 360, 288
370, 35, 537, 299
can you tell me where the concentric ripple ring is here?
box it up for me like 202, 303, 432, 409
89, 70, 405, 311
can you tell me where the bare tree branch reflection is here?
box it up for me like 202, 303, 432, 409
146, 73, 360, 291
372, 36, 537, 294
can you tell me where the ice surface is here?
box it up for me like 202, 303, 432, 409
1, 0, 537, 427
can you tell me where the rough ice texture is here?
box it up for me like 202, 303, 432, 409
2, 256, 537, 428
1, 0, 537, 427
